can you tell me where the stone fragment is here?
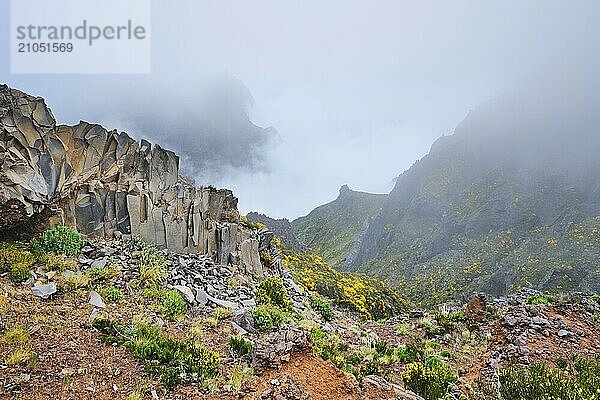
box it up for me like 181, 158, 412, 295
89, 290, 106, 308
558, 329, 570, 337
31, 282, 57, 299
174, 285, 195, 304
195, 288, 208, 307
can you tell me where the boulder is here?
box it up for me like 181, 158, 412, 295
173, 285, 195, 304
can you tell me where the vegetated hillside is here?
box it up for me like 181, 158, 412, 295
291, 185, 386, 269
347, 85, 600, 305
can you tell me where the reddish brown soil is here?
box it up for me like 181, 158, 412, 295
0, 278, 402, 400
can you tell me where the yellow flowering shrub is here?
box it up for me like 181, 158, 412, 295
282, 252, 405, 319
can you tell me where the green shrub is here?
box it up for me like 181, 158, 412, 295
499, 356, 600, 400
251, 305, 285, 331
40, 254, 77, 271
125, 235, 147, 252
59, 271, 90, 291
283, 252, 405, 319
100, 286, 123, 303
229, 335, 253, 357
593, 313, 600, 325
139, 245, 167, 288
0, 243, 35, 273
528, 294, 554, 305
394, 323, 412, 335
256, 277, 292, 310
240, 215, 263, 230
310, 329, 354, 369
87, 263, 120, 282
93, 318, 220, 390
309, 295, 333, 320
310, 328, 407, 381
10, 262, 31, 282
401, 356, 458, 400
228, 363, 253, 392
162, 290, 186, 320
40, 225, 85, 256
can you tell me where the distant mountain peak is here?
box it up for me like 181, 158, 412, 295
339, 184, 351, 197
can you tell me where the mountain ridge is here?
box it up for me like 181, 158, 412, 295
272, 88, 600, 304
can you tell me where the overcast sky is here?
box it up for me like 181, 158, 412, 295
1, 0, 599, 219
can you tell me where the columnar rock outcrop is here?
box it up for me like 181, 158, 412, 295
0, 84, 263, 274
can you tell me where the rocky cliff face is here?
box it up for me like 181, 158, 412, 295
0, 84, 263, 275
246, 212, 305, 252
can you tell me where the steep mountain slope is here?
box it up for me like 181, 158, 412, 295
291, 185, 386, 269
345, 86, 600, 304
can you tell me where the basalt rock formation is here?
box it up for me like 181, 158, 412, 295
0, 84, 264, 274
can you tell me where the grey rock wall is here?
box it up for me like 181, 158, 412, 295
0, 84, 263, 274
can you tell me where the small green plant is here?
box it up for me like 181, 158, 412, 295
10, 262, 31, 282
162, 290, 186, 320
125, 235, 147, 252
3, 325, 30, 345
256, 277, 292, 310
59, 271, 90, 290
251, 305, 285, 331
396, 339, 426, 363
0, 243, 35, 272
309, 295, 333, 320
125, 389, 144, 400
240, 215, 263, 230
5, 347, 37, 366
2, 325, 36, 367
440, 349, 452, 358
100, 286, 123, 303
394, 322, 412, 335
528, 294, 554, 305
40, 253, 77, 271
229, 335, 253, 357
138, 245, 167, 288
40, 225, 86, 257
401, 356, 458, 400
593, 313, 600, 325
214, 306, 233, 320
93, 318, 220, 390
228, 363, 253, 392
499, 356, 600, 400
87, 263, 120, 281
205, 306, 233, 327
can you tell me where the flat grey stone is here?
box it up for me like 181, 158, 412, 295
89, 290, 106, 308
31, 282, 57, 299
206, 293, 239, 310
90, 257, 108, 270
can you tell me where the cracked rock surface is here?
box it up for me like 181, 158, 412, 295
0, 85, 262, 274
